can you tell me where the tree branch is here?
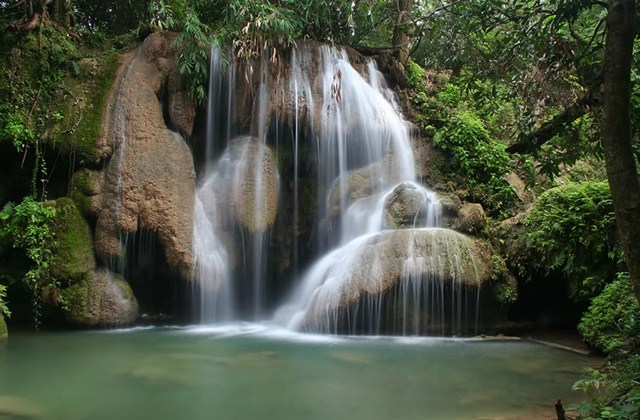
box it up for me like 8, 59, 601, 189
507, 75, 603, 154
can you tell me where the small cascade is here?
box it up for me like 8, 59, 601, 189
191, 42, 487, 334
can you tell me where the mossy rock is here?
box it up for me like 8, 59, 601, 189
70, 168, 99, 216
60, 269, 138, 327
0, 314, 7, 340
48, 51, 120, 164
48, 198, 96, 283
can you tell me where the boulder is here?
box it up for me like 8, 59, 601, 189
383, 182, 440, 228
61, 269, 138, 327
452, 202, 486, 234
231, 137, 280, 232
294, 228, 493, 330
91, 32, 196, 278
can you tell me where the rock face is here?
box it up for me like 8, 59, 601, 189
62, 269, 138, 327
91, 32, 196, 278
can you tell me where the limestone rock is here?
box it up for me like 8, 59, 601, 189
299, 228, 493, 329
327, 159, 400, 219
231, 137, 280, 232
452, 202, 486, 234
383, 182, 439, 228
48, 198, 96, 283
61, 269, 138, 327
92, 32, 196, 278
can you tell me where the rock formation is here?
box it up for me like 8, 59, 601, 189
91, 32, 196, 278
61, 269, 138, 326
293, 228, 493, 331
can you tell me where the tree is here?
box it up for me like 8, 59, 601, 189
601, 0, 640, 303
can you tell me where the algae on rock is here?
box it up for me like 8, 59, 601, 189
60, 268, 138, 326
48, 198, 95, 283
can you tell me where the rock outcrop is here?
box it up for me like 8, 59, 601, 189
61, 269, 138, 327
91, 32, 196, 278
293, 228, 493, 331
383, 182, 440, 228
49, 198, 96, 282
452, 202, 486, 235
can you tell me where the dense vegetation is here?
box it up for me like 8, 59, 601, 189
1, 0, 639, 417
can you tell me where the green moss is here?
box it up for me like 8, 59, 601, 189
48, 198, 95, 284
70, 169, 95, 216
50, 51, 119, 163
59, 275, 90, 320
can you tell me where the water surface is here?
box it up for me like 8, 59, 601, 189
0, 325, 594, 420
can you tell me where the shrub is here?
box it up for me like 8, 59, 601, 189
524, 181, 619, 301
578, 273, 640, 354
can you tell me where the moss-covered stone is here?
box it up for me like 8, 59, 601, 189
70, 168, 99, 216
49, 51, 120, 163
60, 268, 138, 327
48, 198, 95, 284
0, 314, 7, 340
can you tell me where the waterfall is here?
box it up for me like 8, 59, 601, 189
191, 43, 483, 334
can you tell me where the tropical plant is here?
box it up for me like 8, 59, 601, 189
0, 197, 56, 329
523, 181, 619, 301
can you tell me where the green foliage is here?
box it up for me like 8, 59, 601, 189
0, 284, 10, 318
434, 111, 516, 214
491, 254, 518, 304
578, 273, 640, 354
0, 196, 56, 329
172, 8, 214, 104
148, 0, 178, 32
572, 356, 640, 420
524, 181, 619, 301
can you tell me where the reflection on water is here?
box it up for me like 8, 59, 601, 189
0, 325, 595, 420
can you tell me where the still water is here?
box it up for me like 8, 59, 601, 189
0, 324, 594, 420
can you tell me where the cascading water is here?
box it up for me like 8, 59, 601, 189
192, 43, 484, 334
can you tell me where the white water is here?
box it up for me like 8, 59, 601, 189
192, 43, 479, 334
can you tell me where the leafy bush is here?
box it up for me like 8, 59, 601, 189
572, 356, 640, 419
0, 284, 10, 318
524, 181, 619, 301
0, 197, 57, 328
434, 111, 516, 214
578, 273, 640, 354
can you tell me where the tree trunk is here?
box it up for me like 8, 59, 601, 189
602, 0, 640, 303
392, 0, 412, 64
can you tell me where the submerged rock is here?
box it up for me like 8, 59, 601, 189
0, 395, 43, 419
61, 269, 138, 327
